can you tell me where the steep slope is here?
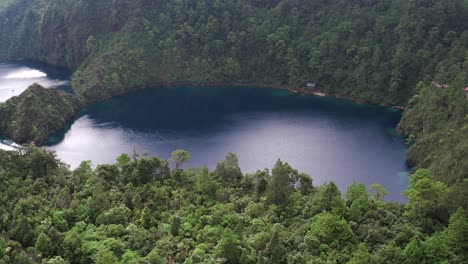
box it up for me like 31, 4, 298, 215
1, 0, 467, 105
399, 82, 468, 184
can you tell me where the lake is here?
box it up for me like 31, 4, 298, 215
0, 60, 70, 150
0, 60, 71, 102
0, 61, 409, 201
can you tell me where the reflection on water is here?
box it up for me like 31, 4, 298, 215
46, 86, 410, 201
0, 61, 409, 201
0, 61, 71, 102
5, 69, 47, 79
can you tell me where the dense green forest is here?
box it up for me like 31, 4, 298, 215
1, 0, 467, 105
0, 1, 467, 181
0, 84, 81, 144
0, 148, 467, 263
399, 82, 468, 184
0, 1, 467, 262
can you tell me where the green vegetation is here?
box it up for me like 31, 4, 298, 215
399, 81, 468, 185
170, 150, 191, 171
0, 5, 466, 261
0, 84, 81, 144
0, 0, 467, 105
0, 0, 467, 184
1, 0, 467, 183
0, 148, 466, 263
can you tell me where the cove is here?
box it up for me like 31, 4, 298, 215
45, 86, 410, 201
0, 60, 71, 102
0, 60, 71, 150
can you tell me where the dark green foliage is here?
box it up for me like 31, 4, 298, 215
0, 147, 466, 263
264, 224, 286, 264
171, 216, 181, 237
1, 0, 467, 105
265, 160, 294, 206
0, 83, 81, 144
214, 152, 243, 185
0, 1, 466, 262
399, 82, 468, 185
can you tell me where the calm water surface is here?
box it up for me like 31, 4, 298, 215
0, 60, 70, 102
0, 62, 410, 201
0, 61, 70, 150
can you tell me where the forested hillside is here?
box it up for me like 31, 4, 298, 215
0, 84, 81, 144
0, 148, 467, 263
1, 0, 467, 105
399, 82, 468, 184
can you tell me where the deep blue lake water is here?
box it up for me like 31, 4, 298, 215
0, 61, 410, 201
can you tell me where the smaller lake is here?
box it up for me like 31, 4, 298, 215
0, 60, 71, 102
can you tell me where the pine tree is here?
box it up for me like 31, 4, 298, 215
266, 160, 292, 206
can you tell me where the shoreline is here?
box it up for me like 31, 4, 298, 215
89, 81, 406, 111
158, 82, 407, 110
1, 79, 407, 147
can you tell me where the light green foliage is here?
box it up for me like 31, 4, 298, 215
195, 166, 218, 197
0, 148, 466, 263
308, 212, 355, 251
95, 249, 118, 264
348, 243, 370, 264
445, 208, 468, 257
44, 256, 69, 264
346, 183, 371, 222
170, 149, 191, 170
215, 229, 242, 263
403, 237, 425, 264
369, 183, 389, 201
404, 169, 449, 230
35, 233, 53, 257
304, 182, 345, 217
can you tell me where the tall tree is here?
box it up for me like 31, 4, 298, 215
266, 160, 293, 206
214, 152, 243, 185
169, 149, 190, 170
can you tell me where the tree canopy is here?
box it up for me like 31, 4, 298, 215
0, 148, 465, 263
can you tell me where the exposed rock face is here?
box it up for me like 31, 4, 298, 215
0, 83, 82, 144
